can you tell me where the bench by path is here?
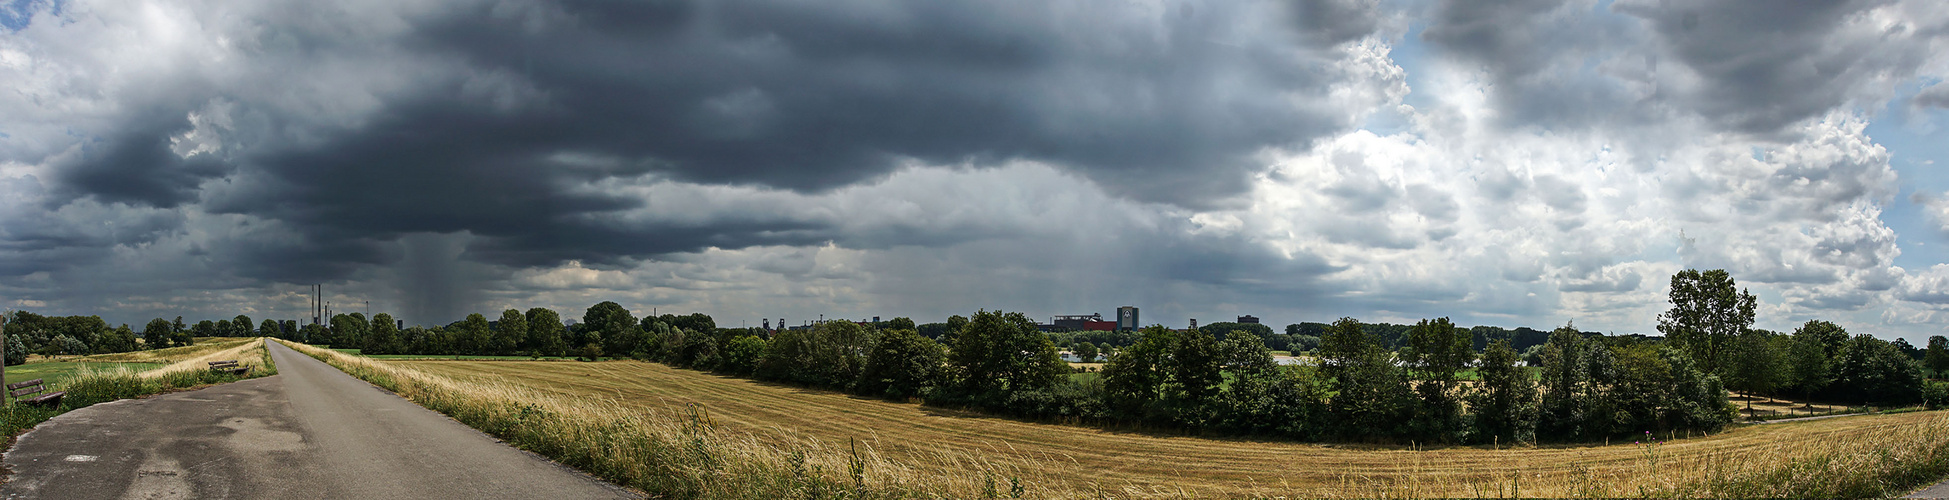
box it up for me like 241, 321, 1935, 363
209, 360, 249, 375
7, 378, 65, 407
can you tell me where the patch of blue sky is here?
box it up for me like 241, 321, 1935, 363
2, 0, 35, 31
1864, 78, 1949, 271
1354, 20, 1431, 137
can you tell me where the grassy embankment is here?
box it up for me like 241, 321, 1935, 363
0, 338, 276, 443
379, 356, 1949, 498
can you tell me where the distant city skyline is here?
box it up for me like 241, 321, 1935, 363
3, 1, 1949, 345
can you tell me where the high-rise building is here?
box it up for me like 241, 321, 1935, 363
1117, 306, 1139, 331
1189, 318, 1198, 330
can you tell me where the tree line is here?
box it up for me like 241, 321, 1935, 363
0, 311, 245, 365
7, 268, 1940, 445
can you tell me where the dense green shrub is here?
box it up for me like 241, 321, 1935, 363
856, 329, 944, 400
717, 335, 768, 376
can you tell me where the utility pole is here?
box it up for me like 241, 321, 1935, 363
2, 314, 7, 387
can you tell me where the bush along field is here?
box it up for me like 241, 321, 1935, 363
274, 270, 1936, 450
0, 338, 276, 445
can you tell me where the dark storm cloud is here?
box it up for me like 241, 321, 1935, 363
1918, 83, 1949, 109
1616, 0, 1918, 134
1421, 0, 1580, 82
1425, 0, 1935, 135
53, 112, 230, 209
1420, 0, 1648, 128
0, 176, 185, 278
97, 0, 1376, 283
1291, 0, 1383, 48
357, 0, 1353, 204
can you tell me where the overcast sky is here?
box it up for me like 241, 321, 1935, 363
3, 0, 1948, 342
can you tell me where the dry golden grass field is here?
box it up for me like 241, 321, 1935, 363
395, 358, 1949, 498
75, 337, 257, 364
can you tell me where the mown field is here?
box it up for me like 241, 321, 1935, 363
396, 358, 1949, 497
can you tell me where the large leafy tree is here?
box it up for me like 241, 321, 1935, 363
1169, 327, 1224, 424
328, 313, 368, 349
143, 318, 175, 349
258, 319, 282, 338
940, 315, 969, 345
233, 315, 253, 337
524, 308, 566, 357
493, 309, 526, 356
1468, 339, 1538, 444
1786, 320, 1843, 402
1798, 320, 1850, 358
584, 301, 638, 359
856, 328, 945, 399
1926, 335, 1949, 377
656, 313, 717, 337
1316, 317, 1370, 377
1073, 341, 1099, 363
1101, 326, 1176, 419
298, 323, 327, 345
366, 313, 402, 355
1833, 334, 1924, 405
756, 320, 875, 389
1537, 323, 1589, 440
4, 334, 25, 366
718, 334, 768, 375
1657, 269, 1757, 375
192, 320, 218, 339
454, 314, 493, 355
672, 325, 721, 369
1211, 333, 1321, 437
1402, 317, 1472, 443
1723, 330, 1786, 414
1322, 317, 1414, 441
1608, 344, 1735, 435
96, 325, 138, 353
946, 310, 1066, 404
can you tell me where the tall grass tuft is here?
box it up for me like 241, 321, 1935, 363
279, 340, 1055, 499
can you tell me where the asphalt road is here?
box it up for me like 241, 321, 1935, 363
1913, 478, 1949, 499
1, 340, 636, 499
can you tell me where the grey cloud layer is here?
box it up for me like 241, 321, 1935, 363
2, 0, 1947, 338
0, 0, 1387, 287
